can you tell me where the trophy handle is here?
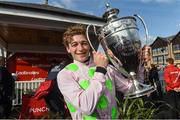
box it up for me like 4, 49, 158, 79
134, 14, 149, 45
86, 24, 97, 52
134, 14, 152, 84
86, 24, 131, 79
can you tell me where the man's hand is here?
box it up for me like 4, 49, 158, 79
107, 49, 114, 59
174, 87, 180, 92
93, 51, 108, 69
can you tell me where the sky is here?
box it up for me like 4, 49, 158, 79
1, 0, 180, 45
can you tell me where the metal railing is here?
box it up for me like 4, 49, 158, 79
12, 80, 44, 105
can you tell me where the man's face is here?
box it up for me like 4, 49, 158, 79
66, 34, 90, 63
177, 64, 180, 69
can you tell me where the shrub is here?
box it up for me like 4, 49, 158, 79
118, 97, 158, 119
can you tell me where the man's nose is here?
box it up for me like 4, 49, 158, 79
77, 44, 84, 50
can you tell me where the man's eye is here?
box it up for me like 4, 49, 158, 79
82, 42, 88, 45
71, 44, 77, 47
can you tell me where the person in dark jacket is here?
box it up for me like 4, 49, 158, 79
0, 57, 15, 119
45, 59, 71, 118
149, 64, 163, 100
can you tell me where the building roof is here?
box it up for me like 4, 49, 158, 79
150, 31, 179, 48
0, 1, 104, 21
171, 31, 180, 44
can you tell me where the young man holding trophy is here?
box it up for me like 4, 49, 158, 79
57, 24, 151, 119
57, 22, 155, 119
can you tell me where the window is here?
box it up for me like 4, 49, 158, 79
153, 57, 158, 63
164, 55, 168, 60
174, 53, 180, 60
158, 56, 163, 62
160, 47, 167, 53
154, 48, 157, 54
164, 47, 168, 53
152, 49, 158, 55
158, 48, 161, 54
152, 47, 168, 55
173, 44, 180, 51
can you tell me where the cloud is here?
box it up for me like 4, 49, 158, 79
177, 23, 180, 28
0, 0, 42, 4
140, 0, 152, 3
49, 0, 64, 8
49, 0, 76, 9
140, 0, 175, 3
148, 35, 156, 44
83, 11, 95, 16
141, 35, 156, 45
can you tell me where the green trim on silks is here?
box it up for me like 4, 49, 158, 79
96, 95, 109, 109
105, 79, 113, 92
79, 80, 90, 90
111, 106, 117, 119
65, 63, 79, 72
88, 67, 96, 78
66, 102, 76, 113
83, 113, 97, 120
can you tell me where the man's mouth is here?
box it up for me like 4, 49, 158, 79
76, 53, 86, 55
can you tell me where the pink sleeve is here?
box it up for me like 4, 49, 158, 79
108, 66, 133, 93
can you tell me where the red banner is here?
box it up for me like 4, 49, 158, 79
7, 52, 70, 81
19, 94, 49, 119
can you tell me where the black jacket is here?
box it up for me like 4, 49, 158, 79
0, 66, 15, 102
149, 67, 159, 85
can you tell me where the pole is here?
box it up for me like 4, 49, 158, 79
161, 48, 165, 65
162, 55, 164, 65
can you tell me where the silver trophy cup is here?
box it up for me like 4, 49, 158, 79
87, 3, 155, 98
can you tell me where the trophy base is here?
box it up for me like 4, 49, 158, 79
124, 86, 155, 99
124, 79, 156, 99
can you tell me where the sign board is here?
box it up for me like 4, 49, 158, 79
7, 52, 70, 81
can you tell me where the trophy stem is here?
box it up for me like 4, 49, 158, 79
124, 72, 156, 99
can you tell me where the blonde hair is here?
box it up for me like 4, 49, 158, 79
63, 24, 86, 47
